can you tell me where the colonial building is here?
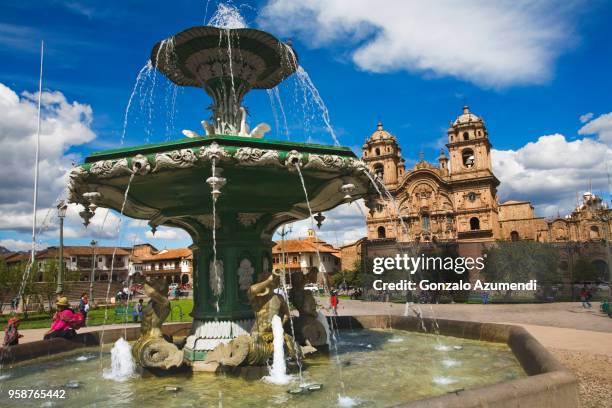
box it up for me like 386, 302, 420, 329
4, 246, 131, 282
339, 237, 366, 271
272, 229, 341, 277
362, 106, 612, 282
131, 244, 193, 285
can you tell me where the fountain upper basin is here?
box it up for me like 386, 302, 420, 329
69, 135, 372, 236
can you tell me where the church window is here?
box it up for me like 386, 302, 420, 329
376, 204, 384, 212
469, 217, 480, 230
462, 149, 475, 168
374, 164, 384, 179
467, 192, 476, 202
422, 214, 430, 231
463, 132, 469, 141
510, 231, 519, 241
375, 148, 381, 155
589, 225, 600, 240
377, 226, 386, 239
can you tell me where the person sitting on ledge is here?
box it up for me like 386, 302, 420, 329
43, 297, 83, 340
3, 317, 23, 346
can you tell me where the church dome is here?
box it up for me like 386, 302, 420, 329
453, 105, 483, 127
368, 121, 397, 142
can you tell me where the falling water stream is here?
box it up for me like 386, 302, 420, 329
293, 162, 349, 400
97, 173, 136, 373
262, 315, 292, 385
211, 157, 221, 312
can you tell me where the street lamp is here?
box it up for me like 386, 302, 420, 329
56, 200, 68, 295
89, 240, 97, 303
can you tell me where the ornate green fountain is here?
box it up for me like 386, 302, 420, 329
68, 25, 373, 370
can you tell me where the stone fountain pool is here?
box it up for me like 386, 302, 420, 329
0, 329, 524, 407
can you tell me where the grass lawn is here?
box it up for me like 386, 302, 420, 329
1, 298, 194, 330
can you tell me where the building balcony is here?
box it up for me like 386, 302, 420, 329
457, 229, 493, 239
143, 268, 188, 275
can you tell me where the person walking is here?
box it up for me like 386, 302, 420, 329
78, 292, 89, 325
580, 286, 592, 308
132, 299, 144, 323
330, 290, 339, 315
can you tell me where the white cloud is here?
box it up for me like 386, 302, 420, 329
578, 112, 612, 143
579, 112, 594, 123
145, 227, 189, 240
492, 134, 611, 216
275, 200, 366, 246
0, 82, 96, 239
259, 0, 579, 87
0, 238, 35, 252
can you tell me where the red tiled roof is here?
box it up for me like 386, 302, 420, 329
0, 252, 16, 261
4, 246, 130, 264
63, 246, 130, 256
3, 252, 28, 263
272, 237, 339, 255
139, 248, 192, 261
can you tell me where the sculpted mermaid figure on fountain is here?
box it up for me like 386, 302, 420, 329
201, 269, 302, 371
132, 277, 183, 369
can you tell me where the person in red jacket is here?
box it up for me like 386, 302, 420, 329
330, 290, 339, 315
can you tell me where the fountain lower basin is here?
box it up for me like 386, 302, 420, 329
0, 316, 579, 408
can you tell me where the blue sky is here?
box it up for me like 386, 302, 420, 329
1, 0, 611, 251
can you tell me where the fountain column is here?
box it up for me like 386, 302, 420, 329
182, 216, 275, 363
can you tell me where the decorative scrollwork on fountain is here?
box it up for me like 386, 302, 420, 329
237, 212, 263, 227
234, 147, 282, 167
152, 149, 197, 172
89, 158, 131, 178
237, 258, 254, 291
200, 142, 231, 162
132, 277, 183, 369
131, 154, 151, 175
285, 150, 303, 170
304, 154, 346, 171
349, 158, 368, 173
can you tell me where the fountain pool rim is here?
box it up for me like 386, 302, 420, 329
1, 315, 579, 408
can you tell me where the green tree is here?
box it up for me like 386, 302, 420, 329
333, 260, 363, 288
482, 241, 559, 298
33, 259, 81, 313
572, 257, 598, 283
0, 259, 23, 311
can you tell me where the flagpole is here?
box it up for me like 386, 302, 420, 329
31, 40, 44, 273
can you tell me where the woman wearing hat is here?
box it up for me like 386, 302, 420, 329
3, 317, 23, 346
43, 297, 80, 340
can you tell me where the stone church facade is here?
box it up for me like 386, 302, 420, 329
361, 106, 612, 282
